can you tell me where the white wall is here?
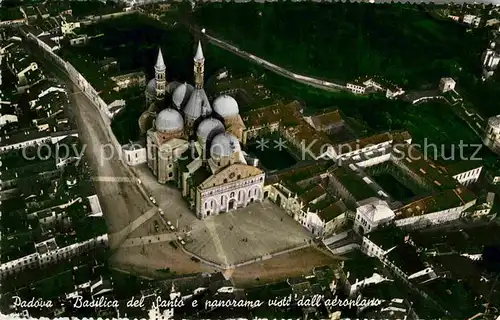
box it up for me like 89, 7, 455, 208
123, 146, 147, 166
452, 167, 482, 186
395, 199, 476, 228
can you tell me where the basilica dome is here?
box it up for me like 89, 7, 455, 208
197, 118, 224, 143
210, 132, 240, 158
155, 108, 184, 133
172, 83, 194, 108
145, 78, 156, 97
213, 95, 239, 118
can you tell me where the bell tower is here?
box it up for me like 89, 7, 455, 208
155, 48, 166, 99
193, 41, 205, 89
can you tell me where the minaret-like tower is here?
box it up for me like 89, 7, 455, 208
193, 41, 205, 89
155, 48, 166, 99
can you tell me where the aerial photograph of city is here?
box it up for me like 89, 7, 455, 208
2, 0, 500, 319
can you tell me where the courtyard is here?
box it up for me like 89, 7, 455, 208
246, 140, 297, 172
372, 172, 416, 202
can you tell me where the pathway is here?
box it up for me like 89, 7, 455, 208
109, 207, 159, 248
121, 233, 177, 248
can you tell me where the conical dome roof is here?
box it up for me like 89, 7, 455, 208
184, 88, 211, 121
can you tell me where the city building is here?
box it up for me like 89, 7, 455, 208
111, 71, 146, 91
354, 198, 395, 235
346, 77, 405, 99
60, 15, 80, 35
485, 115, 500, 154
463, 14, 481, 27
481, 41, 500, 80
439, 77, 456, 93
4, 42, 45, 92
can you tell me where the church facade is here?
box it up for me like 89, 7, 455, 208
139, 42, 264, 219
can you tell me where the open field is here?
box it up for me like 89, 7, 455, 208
231, 247, 340, 287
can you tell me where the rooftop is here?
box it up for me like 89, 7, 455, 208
395, 187, 476, 219
191, 166, 212, 188
444, 159, 483, 177
242, 100, 301, 129
410, 224, 500, 254
385, 243, 426, 276
366, 225, 407, 251
342, 250, 382, 283
334, 130, 410, 156
392, 144, 459, 190
329, 165, 378, 201
419, 278, 482, 318
304, 109, 344, 131
311, 198, 347, 221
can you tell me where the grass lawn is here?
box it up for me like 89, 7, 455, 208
193, 3, 487, 89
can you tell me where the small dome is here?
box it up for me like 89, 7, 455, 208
145, 78, 156, 97
210, 132, 240, 158
155, 108, 184, 133
172, 83, 194, 108
197, 118, 224, 143
213, 95, 239, 118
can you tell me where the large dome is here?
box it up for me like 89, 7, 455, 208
213, 95, 239, 118
155, 108, 184, 133
145, 78, 156, 97
172, 83, 194, 108
197, 118, 224, 143
210, 132, 240, 158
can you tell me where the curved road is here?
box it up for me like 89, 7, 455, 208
184, 24, 348, 92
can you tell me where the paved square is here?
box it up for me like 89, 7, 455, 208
184, 200, 312, 267
130, 164, 312, 268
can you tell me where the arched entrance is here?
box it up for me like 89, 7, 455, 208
358, 225, 365, 236
264, 191, 269, 199
228, 199, 236, 210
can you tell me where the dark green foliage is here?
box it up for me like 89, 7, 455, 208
194, 3, 487, 89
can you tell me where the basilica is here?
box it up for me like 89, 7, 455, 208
138, 42, 265, 219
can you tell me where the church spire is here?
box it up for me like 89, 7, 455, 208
154, 47, 166, 99
194, 40, 204, 62
193, 41, 205, 89
155, 48, 166, 72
